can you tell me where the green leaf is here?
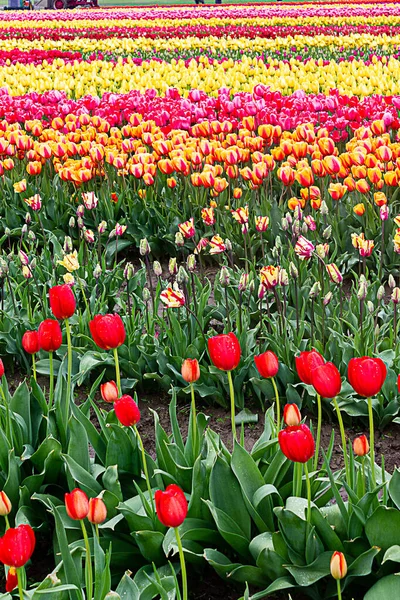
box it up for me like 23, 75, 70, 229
204, 500, 251, 557
365, 506, 400, 553
389, 468, 400, 510
364, 574, 400, 599
62, 454, 102, 496
285, 551, 332, 586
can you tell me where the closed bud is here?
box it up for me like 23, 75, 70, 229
271, 246, 279, 259
353, 435, 369, 456
187, 254, 196, 272
309, 281, 321, 298
28, 231, 36, 241
275, 236, 282, 249
4, 227, 11, 236
93, 264, 102, 279
279, 268, 289, 286
225, 238, 232, 252
63, 236, 73, 253
330, 551, 347, 580
18, 250, 29, 266
25, 212, 31, 225
323, 291, 333, 306
77, 217, 84, 230
108, 229, 116, 239
0, 258, 8, 275
181, 358, 200, 383
175, 232, 185, 248
283, 403, 301, 427
100, 381, 118, 403
320, 200, 329, 216
281, 217, 289, 231
289, 262, 298, 278
143, 287, 151, 302
0, 491, 12, 516
76, 204, 85, 218
375, 323, 380, 338
22, 265, 32, 279
292, 220, 301, 236
169, 257, 177, 276
124, 262, 134, 280
238, 272, 249, 292
377, 285, 385, 300
258, 284, 265, 299
367, 300, 375, 313
98, 220, 107, 234
392, 287, 400, 304
357, 281, 368, 301
21, 224, 27, 236
322, 225, 332, 239
30, 258, 36, 269
68, 217, 75, 228
285, 212, 293, 225
88, 497, 107, 524
301, 222, 308, 235
248, 279, 255, 293
177, 266, 189, 285
294, 205, 303, 221
139, 238, 151, 256
388, 274, 396, 289
153, 261, 162, 277
380, 205, 389, 221
219, 266, 230, 287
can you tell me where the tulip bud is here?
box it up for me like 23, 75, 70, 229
114, 394, 141, 427
289, 262, 298, 278
377, 285, 385, 300
187, 254, 196, 272
108, 229, 116, 239
271, 247, 279, 259
139, 238, 151, 256
219, 266, 230, 287
143, 287, 151, 303
292, 220, 301, 236
169, 257, 177, 276
275, 236, 282, 250
153, 261, 162, 277
93, 264, 102, 279
367, 300, 374, 314
76, 205, 85, 218
30, 257, 36, 270
294, 205, 303, 221
83, 229, 95, 244
279, 268, 289, 287
248, 279, 255, 293
22, 265, 32, 279
281, 217, 289, 231
316, 243, 329, 259
388, 274, 396, 289
0, 491, 12, 516
323, 291, 332, 306
238, 272, 249, 292
258, 284, 265, 299
175, 232, 185, 247
63, 236, 73, 254
21, 224, 27, 236
0, 258, 9, 275
309, 281, 321, 298
88, 497, 107, 524
353, 434, 369, 456
177, 266, 189, 285
98, 220, 107, 234
69, 217, 75, 228
77, 217, 84, 230
181, 358, 200, 383
225, 238, 232, 252
19, 250, 29, 266
330, 551, 347, 580
380, 205, 389, 221
124, 262, 134, 280
25, 212, 31, 225
65, 488, 89, 520
100, 381, 118, 403
320, 200, 329, 216
357, 281, 368, 301
322, 225, 332, 239
301, 223, 308, 235
28, 230, 36, 242
285, 212, 293, 225
283, 404, 301, 427
392, 287, 400, 304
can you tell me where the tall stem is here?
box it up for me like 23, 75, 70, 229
224, 286, 231, 331
174, 527, 188, 600
113, 347, 121, 396
134, 425, 154, 513
65, 319, 73, 425
16, 568, 24, 600
304, 461, 312, 523
32, 353, 37, 382
78, 277, 91, 319
227, 370, 237, 444
314, 394, 322, 471
81, 520, 93, 600
190, 383, 197, 458
296, 462, 303, 497
271, 377, 280, 432
368, 397, 376, 485
49, 351, 54, 411
337, 579, 342, 600
332, 397, 350, 483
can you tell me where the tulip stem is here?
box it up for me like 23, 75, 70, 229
304, 462, 312, 523
113, 348, 122, 396
337, 579, 342, 600
227, 370, 237, 444
81, 520, 93, 600
78, 277, 91, 319
174, 527, 188, 600
332, 397, 350, 484
65, 319, 73, 424
296, 462, 303, 497
32, 353, 36, 382
368, 397, 376, 485
16, 567, 24, 600
134, 425, 154, 514
49, 351, 54, 412
271, 377, 281, 432
314, 394, 322, 471
4, 514, 10, 530
362, 456, 366, 496
190, 383, 197, 458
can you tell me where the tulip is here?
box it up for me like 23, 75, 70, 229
6, 567, 17, 592
0, 359, 4, 379
22, 331, 39, 355
88, 497, 107, 526
65, 489, 92, 598
294, 236, 315, 260
283, 403, 301, 427
39, 318, 62, 409
113, 395, 141, 427
49, 284, 76, 320
155, 484, 188, 600
353, 435, 369, 457
331, 550, 347, 599
295, 350, 324, 384
311, 362, 341, 399
160, 287, 185, 308
0, 491, 11, 518
90, 314, 126, 395
0, 524, 35, 568
255, 351, 281, 430
182, 358, 200, 457
100, 381, 118, 403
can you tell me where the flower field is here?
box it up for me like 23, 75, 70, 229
3, 1, 400, 599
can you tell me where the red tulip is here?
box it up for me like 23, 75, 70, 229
353, 435, 369, 456
38, 319, 62, 352
89, 314, 126, 350
181, 358, 200, 383
0, 359, 4, 378
88, 498, 107, 524
278, 424, 315, 463
65, 488, 89, 520
283, 403, 301, 426
22, 331, 40, 354
254, 350, 279, 378
100, 381, 118, 403
0, 524, 36, 567
295, 350, 324, 384
155, 484, 188, 528
6, 567, 17, 592
208, 332, 241, 371
311, 362, 342, 398
348, 357, 387, 397
397, 374, 400, 394
114, 395, 140, 427
49, 284, 76, 320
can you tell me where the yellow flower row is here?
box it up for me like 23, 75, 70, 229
2, 56, 400, 97
0, 33, 398, 54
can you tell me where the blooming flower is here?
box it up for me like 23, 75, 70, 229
294, 236, 315, 260
160, 287, 185, 308
209, 235, 226, 255
58, 250, 79, 272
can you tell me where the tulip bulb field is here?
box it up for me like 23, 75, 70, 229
5, 1, 400, 599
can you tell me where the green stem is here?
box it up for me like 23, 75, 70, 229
332, 397, 350, 483
271, 377, 281, 433
113, 347, 121, 396
4, 515, 10, 530
65, 319, 73, 425
78, 277, 91, 319
81, 520, 93, 600
227, 370, 237, 445
134, 425, 154, 514
32, 353, 36, 382
368, 397, 376, 485
48, 351, 54, 412
16, 567, 24, 600
95, 523, 99, 541
174, 527, 188, 600
337, 579, 342, 600
0, 386, 12, 444
304, 461, 312, 523
190, 383, 197, 458
296, 462, 303, 497
314, 394, 322, 471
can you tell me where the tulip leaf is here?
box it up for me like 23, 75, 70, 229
247, 576, 295, 599
383, 545, 400, 564
310, 506, 344, 552
364, 574, 400, 600
204, 500, 251, 557
285, 551, 332, 586
62, 454, 102, 496
132, 531, 165, 565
